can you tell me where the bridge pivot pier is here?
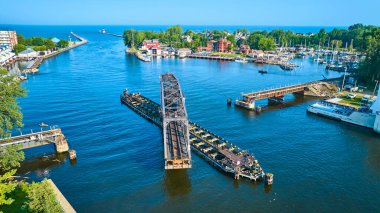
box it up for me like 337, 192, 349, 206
160, 73, 192, 169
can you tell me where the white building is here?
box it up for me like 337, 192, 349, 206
0, 31, 18, 49
18, 48, 37, 58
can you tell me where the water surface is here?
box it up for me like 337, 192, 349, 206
4, 26, 380, 212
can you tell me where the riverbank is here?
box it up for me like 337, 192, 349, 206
23, 32, 88, 73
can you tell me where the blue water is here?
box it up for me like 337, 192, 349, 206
3, 26, 380, 212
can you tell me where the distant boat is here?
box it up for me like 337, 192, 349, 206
280, 64, 293, 71
258, 70, 268, 74
39, 122, 48, 127
235, 58, 247, 63
99, 29, 106, 34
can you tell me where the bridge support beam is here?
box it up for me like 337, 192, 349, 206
55, 134, 69, 153
268, 96, 284, 105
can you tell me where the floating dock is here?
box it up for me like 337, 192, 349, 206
121, 90, 266, 181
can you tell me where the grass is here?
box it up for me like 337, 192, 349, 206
212, 52, 244, 58
338, 93, 365, 108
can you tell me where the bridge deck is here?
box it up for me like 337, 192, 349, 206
160, 74, 191, 169
243, 81, 320, 101
0, 128, 69, 153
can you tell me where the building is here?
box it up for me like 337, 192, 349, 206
240, 45, 251, 54
0, 31, 18, 49
176, 48, 192, 57
18, 48, 37, 58
140, 39, 161, 55
197, 39, 231, 53
249, 50, 264, 59
216, 39, 231, 52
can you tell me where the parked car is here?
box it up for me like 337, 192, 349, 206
347, 93, 356, 99
361, 95, 370, 103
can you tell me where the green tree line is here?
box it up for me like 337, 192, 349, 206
14, 34, 69, 54
123, 24, 380, 53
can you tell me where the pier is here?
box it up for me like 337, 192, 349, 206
160, 74, 192, 169
121, 90, 266, 181
235, 80, 337, 110
135, 52, 151, 62
0, 127, 69, 153
188, 53, 237, 61
5, 32, 88, 74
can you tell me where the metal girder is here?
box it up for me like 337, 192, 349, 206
160, 73, 192, 169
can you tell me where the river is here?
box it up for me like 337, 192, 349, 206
4, 25, 380, 212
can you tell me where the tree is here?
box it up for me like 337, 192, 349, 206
226, 35, 236, 49
258, 37, 276, 51
16, 34, 26, 45
32, 45, 47, 51
0, 146, 25, 172
25, 180, 63, 213
13, 44, 27, 54
359, 28, 380, 84
44, 39, 55, 50
0, 146, 24, 207
246, 33, 264, 49
31, 37, 44, 46
0, 68, 26, 138
0, 170, 18, 206
56, 40, 69, 48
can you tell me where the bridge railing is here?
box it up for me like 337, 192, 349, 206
243, 81, 321, 99
0, 125, 60, 141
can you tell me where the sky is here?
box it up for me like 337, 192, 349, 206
1, 0, 379, 26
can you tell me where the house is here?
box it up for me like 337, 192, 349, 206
249, 50, 264, 59
140, 39, 161, 56
176, 48, 192, 56
217, 39, 231, 52
18, 48, 37, 58
240, 45, 251, 54
182, 35, 192, 43
197, 41, 214, 52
